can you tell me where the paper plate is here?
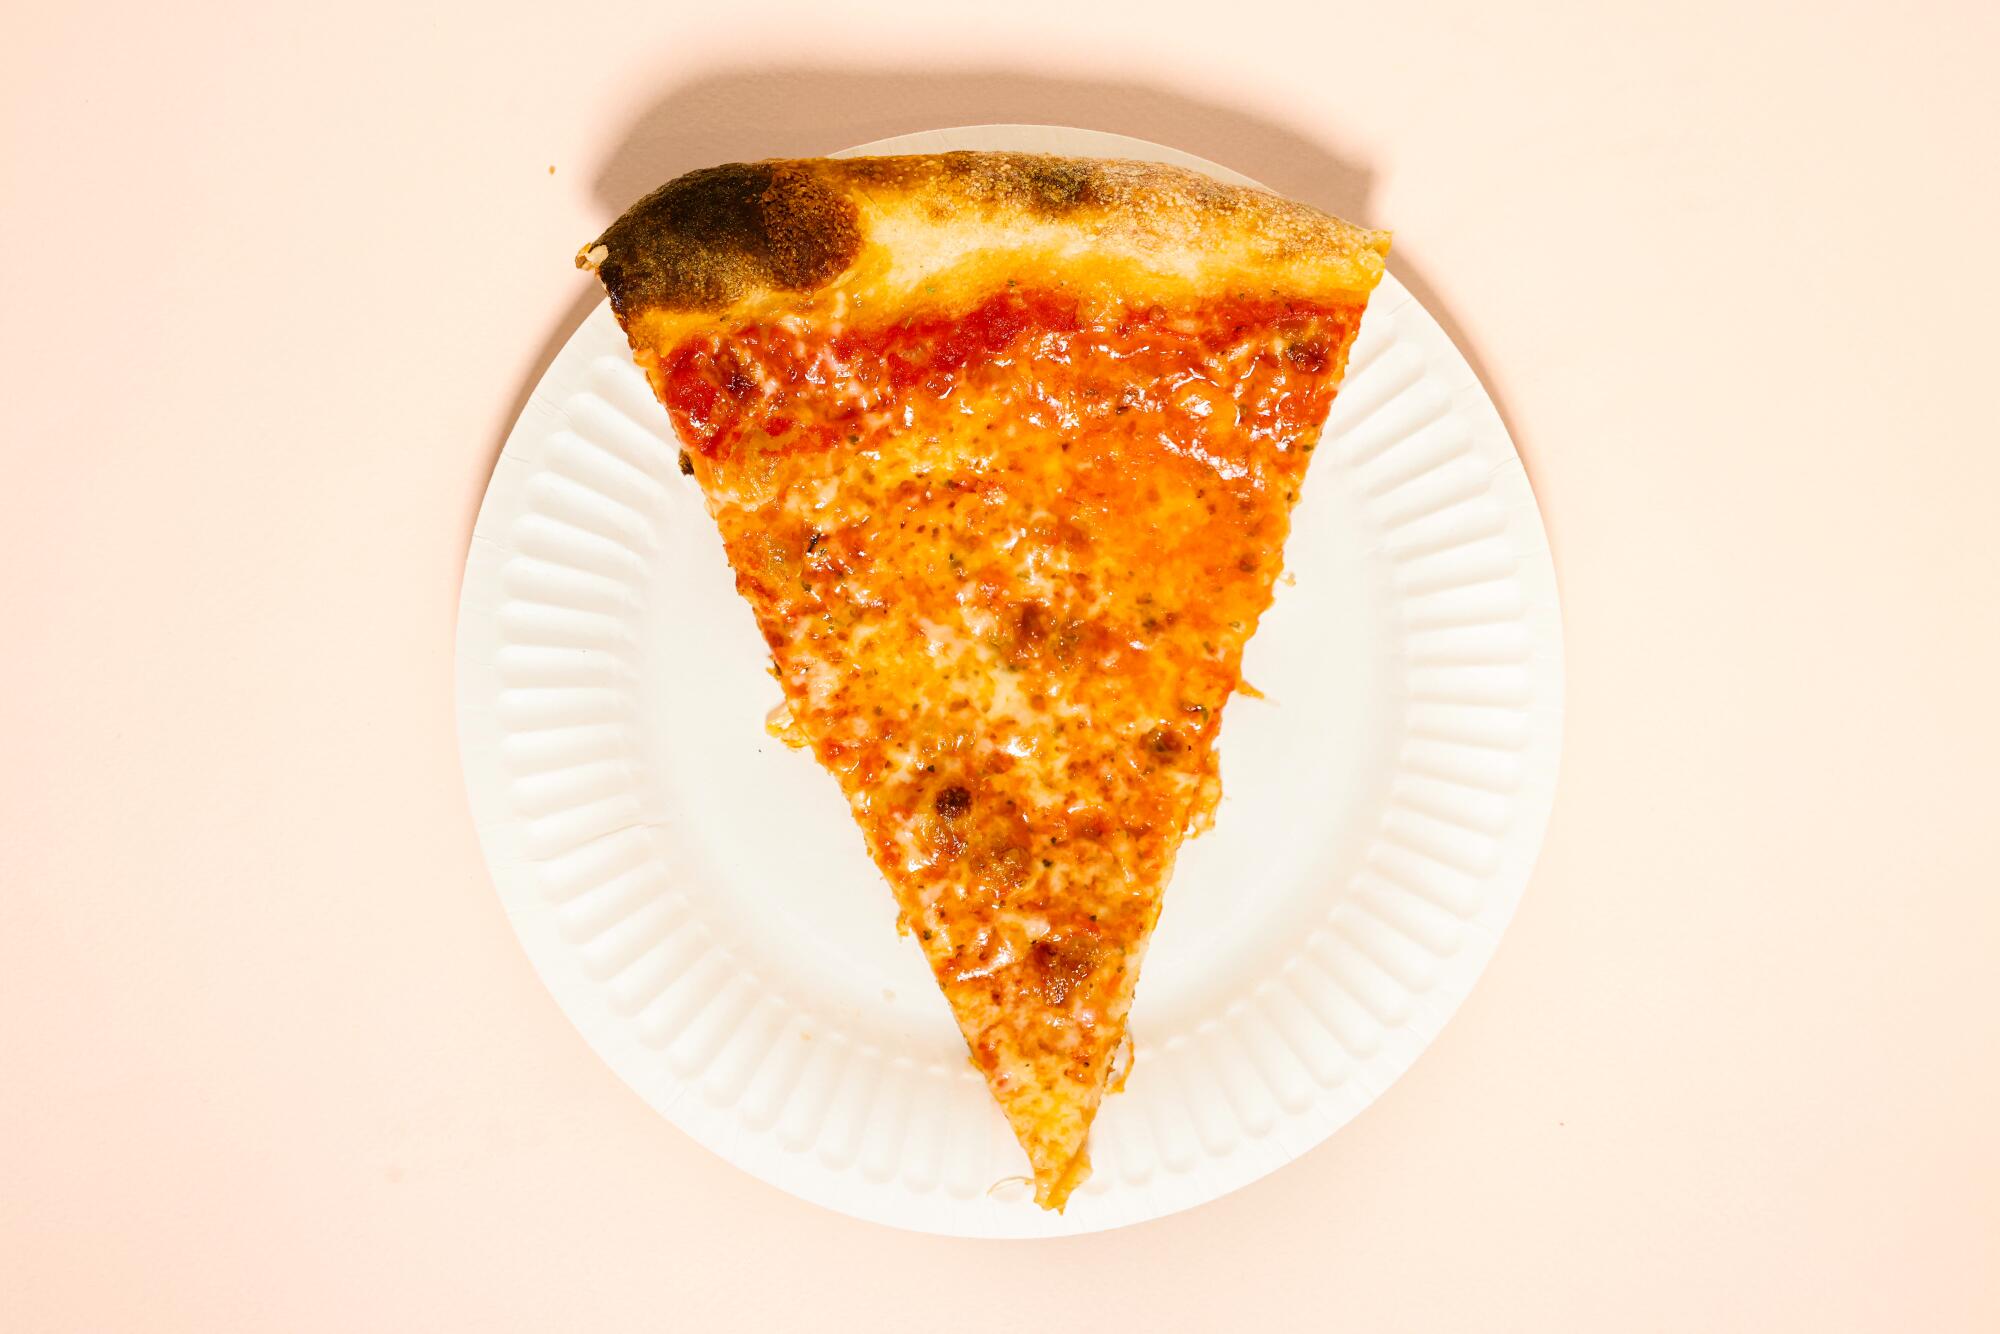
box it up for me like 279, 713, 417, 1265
456, 125, 1563, 1236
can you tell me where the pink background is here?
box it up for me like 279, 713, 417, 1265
5, 2, 1997, 1329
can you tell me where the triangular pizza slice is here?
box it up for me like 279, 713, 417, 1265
580, 153, 1388, 1209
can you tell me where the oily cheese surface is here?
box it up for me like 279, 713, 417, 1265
641, 282, 1368, 1206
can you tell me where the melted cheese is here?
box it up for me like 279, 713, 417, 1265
655, 287, 1362, 1208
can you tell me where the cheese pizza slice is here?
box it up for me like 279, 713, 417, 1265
579, 153, 1388, 1209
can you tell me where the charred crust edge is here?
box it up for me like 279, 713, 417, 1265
581, 161, 862, 317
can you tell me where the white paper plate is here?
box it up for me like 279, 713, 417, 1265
457, 126, 1563, 1237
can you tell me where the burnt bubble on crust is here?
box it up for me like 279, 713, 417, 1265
581, 162, 861, 315
950, 153, 1104, 215
880, 153, 1109, 219
1020, 158, 1100, 212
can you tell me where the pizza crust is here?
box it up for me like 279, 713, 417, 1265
579, 153, 1390, 345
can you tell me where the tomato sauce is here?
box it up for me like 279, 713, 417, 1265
656, 288, 1359, 470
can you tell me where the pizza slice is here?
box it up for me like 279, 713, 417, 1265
579, 153, 1388, 1209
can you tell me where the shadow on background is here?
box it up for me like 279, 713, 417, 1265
494, 65, 1524, 513
590, 67, 1378, 231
